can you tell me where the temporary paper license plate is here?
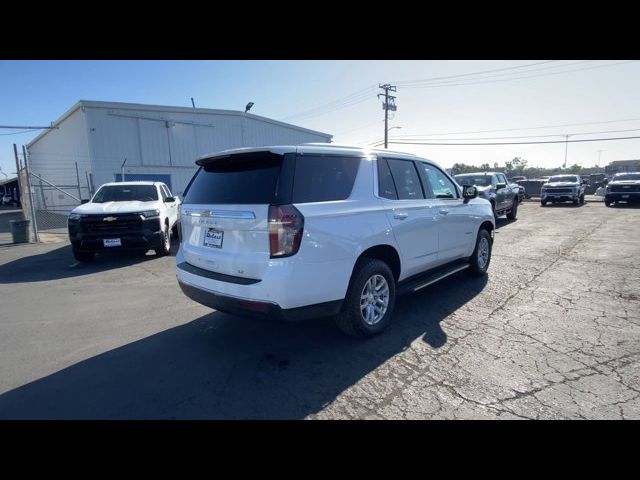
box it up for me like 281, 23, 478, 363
204, 228, 223, 248
103, 238, 122, 247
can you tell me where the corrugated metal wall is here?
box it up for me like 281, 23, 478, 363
83, 106, 330, 196
27, 108, 93, 211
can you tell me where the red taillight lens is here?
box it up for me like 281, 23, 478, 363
268, 204, 304, 258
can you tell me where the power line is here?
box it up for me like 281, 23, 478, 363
395, 60, 594, 87
372, 117, 640, 143
279, 86, 377, 121
399, 61, 637, 89
394, 60, 579, 87
388, 127, 640, 142
282, 62, 556, 122
376, 135, 640, 146
0, 129, 42, 136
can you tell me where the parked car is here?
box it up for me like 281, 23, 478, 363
67, 181, 181, 262
453, 172, 519, 220
176, 145, 495, 338
540, 175, 586, 206
604, 172, 640, 207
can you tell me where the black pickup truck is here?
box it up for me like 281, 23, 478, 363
454, 172, 519, 220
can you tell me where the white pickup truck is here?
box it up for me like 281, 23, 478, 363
67, 181, 180, 262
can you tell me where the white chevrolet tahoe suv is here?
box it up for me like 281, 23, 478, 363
68, 181, 180, 262
176, 145, 495, 337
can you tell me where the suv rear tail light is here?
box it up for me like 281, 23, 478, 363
269, 204, 304, 258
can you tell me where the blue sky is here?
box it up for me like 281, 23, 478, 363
1, 60, 639, 178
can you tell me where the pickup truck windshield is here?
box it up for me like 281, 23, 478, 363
548, 175, 578, 183
454, 175, 492, 187
92, 185, 158, 203
614, 173, 640, 181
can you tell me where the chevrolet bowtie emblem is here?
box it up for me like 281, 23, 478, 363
103, 216, 117, 222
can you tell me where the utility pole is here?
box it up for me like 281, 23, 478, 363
597, 150, 603, 172
191, 98, 196, 108
22, 145, 39, 242
563, 135, 570, 169
378, 84, 397, 149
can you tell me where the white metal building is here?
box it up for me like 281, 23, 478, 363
26, 100, 332, 207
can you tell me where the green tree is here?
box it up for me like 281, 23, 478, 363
568, 163, 582, 174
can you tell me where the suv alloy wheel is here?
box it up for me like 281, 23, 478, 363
335, 258, 396, 338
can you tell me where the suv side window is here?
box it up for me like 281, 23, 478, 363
162, 184, 172, 197
497, 174, 507, 185
420, 163, 459, 199
386, 158, 425, 200
292, 155, 362, 203
377, 158, 398, 200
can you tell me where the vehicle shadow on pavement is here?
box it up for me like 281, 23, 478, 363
495, 218, 517, 229
0, 240, 179, 284
540, 203, 586, 208
0, 272, 487, 419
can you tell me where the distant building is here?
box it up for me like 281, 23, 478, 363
26, 100, 332, 211
605, 159, 640, 174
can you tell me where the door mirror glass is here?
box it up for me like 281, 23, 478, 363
462, 185, 478, 200
165, 196, 175, 203
496, 183, 507, 190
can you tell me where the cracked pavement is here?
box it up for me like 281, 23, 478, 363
0, 201, 638, 419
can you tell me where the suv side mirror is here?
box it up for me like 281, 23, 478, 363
462, 185, 478, 202
80, 199, 90, 204
495, 183, 507, 190
165, 196, 175, 203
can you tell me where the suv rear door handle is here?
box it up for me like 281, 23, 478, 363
439, 209, 449, 215
393, 212, 408, 220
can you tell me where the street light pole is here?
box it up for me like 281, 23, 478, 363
597, 150, 603, 172
563, 135, 571, 169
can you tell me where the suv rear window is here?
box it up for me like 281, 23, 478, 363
292, 155, 361, 203
184, 152, 283, 204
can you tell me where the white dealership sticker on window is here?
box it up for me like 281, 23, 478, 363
203, 228, 224, 248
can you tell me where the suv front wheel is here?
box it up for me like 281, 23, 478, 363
155, 224, 171, 256
335, 258, 396, 338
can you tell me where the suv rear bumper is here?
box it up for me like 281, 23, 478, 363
178, 279, 342, 321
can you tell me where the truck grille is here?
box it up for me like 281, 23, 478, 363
80, 213, 143, 234
546, 188, 573, 193
610, 184, 640, 193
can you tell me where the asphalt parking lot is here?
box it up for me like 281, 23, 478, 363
0, 201, 639, 419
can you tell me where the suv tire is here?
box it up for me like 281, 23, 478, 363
605, 199, 613, 207
155, 224, 171, 256
335, 258, 396, 338
506, 199, 518, 220
72, 248, 95, 262
468, 229, 492, 277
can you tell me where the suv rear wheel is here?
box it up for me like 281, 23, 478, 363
468, 229, 492, 276
335, 258, 396, 338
